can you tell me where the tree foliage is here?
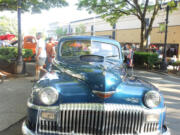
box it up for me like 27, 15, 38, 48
0, 16, 18, 36
55, 27, 67, 39
0, 0, 68, 13
75, 24, 86, 35
77, 0, 178, 49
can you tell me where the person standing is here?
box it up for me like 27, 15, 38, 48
45, 37, 56, 72
35, 32, 47, 81
126, 44, 133, 68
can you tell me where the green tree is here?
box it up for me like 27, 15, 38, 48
0, 0, 68, 13
0, 16, 18, 36
55, 27, 67, 39
77, 0, 178, 49
75, 24, 86, 35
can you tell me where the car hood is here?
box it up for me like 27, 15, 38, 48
54, 57, 124, 93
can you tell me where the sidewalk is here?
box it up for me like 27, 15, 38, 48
133, 67, 180, 79
0, 62, 35, 132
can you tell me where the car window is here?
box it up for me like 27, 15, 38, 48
60, 40, 120, 59
61, 40, 91, 56
26, 38, 32, 43
92, 41, 120, 59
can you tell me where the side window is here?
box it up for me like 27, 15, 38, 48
26, 38, 32, 43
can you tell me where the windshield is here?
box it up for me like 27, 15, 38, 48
60, 40, 120, 59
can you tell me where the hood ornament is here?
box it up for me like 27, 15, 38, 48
92, 90, 116, 98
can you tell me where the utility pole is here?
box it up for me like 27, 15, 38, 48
17, 0, 23, 73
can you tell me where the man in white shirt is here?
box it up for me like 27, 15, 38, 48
35, 32, 47, 81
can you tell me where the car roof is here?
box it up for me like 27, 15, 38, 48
59, 36, 121, 47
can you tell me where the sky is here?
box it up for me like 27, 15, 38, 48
0, 0, 95, 35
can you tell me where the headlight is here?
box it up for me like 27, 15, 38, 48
39, 87, 59, 105
144, 91, 161, 108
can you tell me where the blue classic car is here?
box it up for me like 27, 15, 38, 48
22, 36, 170, 135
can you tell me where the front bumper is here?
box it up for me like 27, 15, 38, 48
22, 121, 34, 135
22, 121, 171, 135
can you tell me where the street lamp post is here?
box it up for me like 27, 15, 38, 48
161, 1, 179, 71
162, 0, 179, 71
16, 0, 23, 74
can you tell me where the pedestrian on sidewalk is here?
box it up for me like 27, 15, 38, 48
126, 44, 134, 68
35, 32, 47, 81
45, 37, 56, 72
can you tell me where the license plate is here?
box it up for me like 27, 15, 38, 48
41, 112, 55, 120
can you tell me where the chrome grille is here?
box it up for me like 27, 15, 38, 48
37, 104, 160, 135
39, 120, 58, 133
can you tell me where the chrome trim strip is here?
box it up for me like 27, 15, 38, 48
54, 60, 85, 81
98, 110, 102, 133
69, 108, 72, 133
92, 90, 116, 94
27, 99, 59, 110
72, 109, 76, 132
35, 108, 40, 134
22, 122, 34, 135
76, 107, 79, 133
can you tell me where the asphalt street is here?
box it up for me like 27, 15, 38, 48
0, 63, 179, 135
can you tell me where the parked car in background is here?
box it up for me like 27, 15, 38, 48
22, 36, 170, 135
23, 36, 37, 61
23, 36, 58, 61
